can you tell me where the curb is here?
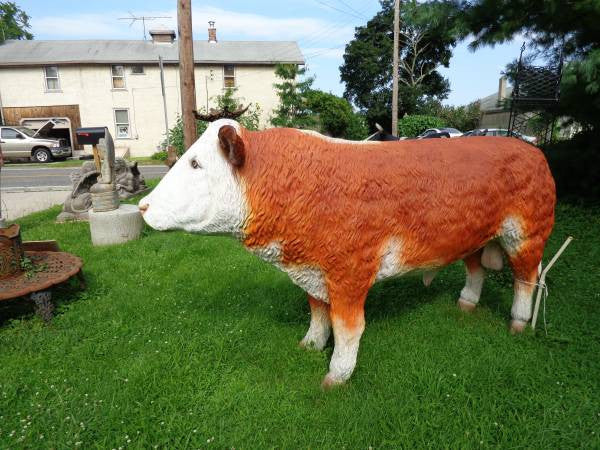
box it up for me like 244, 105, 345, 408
1, 186, 71, 193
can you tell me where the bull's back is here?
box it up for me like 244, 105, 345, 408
241, 130, 555, 269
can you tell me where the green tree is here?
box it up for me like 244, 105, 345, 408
162, 88, 261, 157
305, 90, 368, 140
459, 0, 600, 131
0, 2, 33, 42
340, 0, 459, 131
270, 64, 315, 128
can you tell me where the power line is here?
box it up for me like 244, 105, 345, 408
335, 0, 367, 19
313, 0, 366, 20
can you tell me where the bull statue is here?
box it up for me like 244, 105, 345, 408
139, 119, 556, 388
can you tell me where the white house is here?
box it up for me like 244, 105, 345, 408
0, 24, 304, 157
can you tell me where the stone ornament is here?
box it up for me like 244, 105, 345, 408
139, 119, 556, 388
57, 158, 147, 222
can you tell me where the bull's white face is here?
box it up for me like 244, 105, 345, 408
139, 119, 247, 235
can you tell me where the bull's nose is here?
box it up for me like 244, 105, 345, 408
139, 203, 149, 215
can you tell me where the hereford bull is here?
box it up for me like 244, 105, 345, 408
139, 119, 555, 387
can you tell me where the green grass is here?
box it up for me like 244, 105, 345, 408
1, 191, 599, 448
6, 157, 160, 168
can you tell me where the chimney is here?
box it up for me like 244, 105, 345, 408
498, 76, 508, 102
208, 21, 217, 43
149, 29, 176, 44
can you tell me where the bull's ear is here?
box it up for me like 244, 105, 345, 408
218, 125, 245, 167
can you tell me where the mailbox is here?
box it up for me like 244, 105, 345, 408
75, 127, 108, 146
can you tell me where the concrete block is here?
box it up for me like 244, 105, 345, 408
88, 204, 143, 246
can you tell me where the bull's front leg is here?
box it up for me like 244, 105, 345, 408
321, 281, 368, 388
300, 295, 331, 350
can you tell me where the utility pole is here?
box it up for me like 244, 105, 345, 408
158, 56, 170, 147
177, 0, 198, 150
391, 0, 400, 136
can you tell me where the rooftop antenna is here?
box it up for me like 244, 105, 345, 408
118, 12, 172, 40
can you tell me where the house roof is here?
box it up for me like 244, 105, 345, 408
0, 39, 305, 66
478, 86, 513, 112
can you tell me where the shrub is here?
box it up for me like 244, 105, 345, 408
162, 88, 261, 157
397, 115, 445, 137
305, 90, 369, 140
542, 131, 600, 202
151, 150, 168, 161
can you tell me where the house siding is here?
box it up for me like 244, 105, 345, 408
0, 63, 281, 156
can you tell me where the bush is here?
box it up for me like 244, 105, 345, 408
162, 88, 261, 157
543, 131, 600, 202
397, 115, 445, 137
151, 150, 168, 161
305, 90, 369, 140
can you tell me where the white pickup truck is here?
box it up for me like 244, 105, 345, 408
0, 119, 71, 163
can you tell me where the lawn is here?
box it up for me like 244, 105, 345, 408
1, 188, 599, 448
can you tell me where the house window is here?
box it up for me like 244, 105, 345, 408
111, 65, 126, 89
131, 65, 144, 75
114, 109, 130, 138
223, 64, 235, 88
44, 66, 60, 91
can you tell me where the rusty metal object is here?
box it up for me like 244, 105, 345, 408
0, 224, 23, 280
0, 224, 83, 302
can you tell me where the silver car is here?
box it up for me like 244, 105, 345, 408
0, 120, 72, 163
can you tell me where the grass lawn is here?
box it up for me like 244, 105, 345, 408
6, 157, 160, 169
1, 186, 599, 448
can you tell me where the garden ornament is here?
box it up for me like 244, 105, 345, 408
0, 224, 84, 321
139, 119, 556, 387
56, 158, 147, 222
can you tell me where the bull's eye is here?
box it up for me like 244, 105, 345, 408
190, 159, 201, 169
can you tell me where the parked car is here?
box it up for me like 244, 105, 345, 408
0, 120, 71, 163
417, 127, 463, 139
462, 128, 538, 144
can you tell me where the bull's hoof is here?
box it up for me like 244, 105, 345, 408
457, 298, 476, 312
510, 319, 527, 334
321, 373, 345, 390
299, 337, 326, 351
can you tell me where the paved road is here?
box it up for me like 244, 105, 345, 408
1, 165, 168, 190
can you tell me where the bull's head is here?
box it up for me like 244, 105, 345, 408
139, 119, 247, 235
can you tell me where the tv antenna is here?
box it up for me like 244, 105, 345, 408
118, 12, 172, 40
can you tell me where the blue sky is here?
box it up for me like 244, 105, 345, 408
16, 0, 523, 105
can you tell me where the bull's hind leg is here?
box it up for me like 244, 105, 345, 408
300, 295, 331, 350
457, 249, 485, 312
507, 241, 543, 334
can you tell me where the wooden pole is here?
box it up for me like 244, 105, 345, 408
391, 0, 400, 136
531, 236, 573, 330
177, 0, 198, 151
